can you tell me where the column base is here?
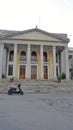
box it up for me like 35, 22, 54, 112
26, 78, 30, 81
40, 78, 44, 81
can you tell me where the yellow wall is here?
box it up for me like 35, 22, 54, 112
16, 48, 53, 79
37, 50, 53, 79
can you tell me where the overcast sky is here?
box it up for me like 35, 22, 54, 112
0, 0, 73, 47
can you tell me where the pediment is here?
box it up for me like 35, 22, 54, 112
9, 29, 64, 42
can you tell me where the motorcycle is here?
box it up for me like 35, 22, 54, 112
8, 84, 24, 95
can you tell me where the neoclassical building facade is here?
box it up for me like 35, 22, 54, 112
68, 48, 73, 76
0, 28, 70, 80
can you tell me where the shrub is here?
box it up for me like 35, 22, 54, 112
61, 73, 66, 79
70, 71, 73, 80
2, 74, 5, 78
10, 77, 14, 81
57, 75, 61, 81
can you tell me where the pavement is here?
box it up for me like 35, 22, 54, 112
0, 93, 73, 130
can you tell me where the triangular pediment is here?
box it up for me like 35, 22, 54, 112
6, 28, 68, 43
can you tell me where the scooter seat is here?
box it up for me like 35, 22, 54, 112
9, 87, 17, 92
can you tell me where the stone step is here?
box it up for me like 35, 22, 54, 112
0, 79, 73, 94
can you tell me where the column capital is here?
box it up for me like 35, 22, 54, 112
28, 44, 31, 47
53, 45, 56, 47
65, 45, 68, 50
53, 46, 55, 48
14, 43, 17, 46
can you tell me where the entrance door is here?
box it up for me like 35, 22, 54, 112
31, 65, 37, 79
19, 65, 25, 79
44, 66, 48, 79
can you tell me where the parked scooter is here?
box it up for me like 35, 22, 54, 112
8, 84, 24, 95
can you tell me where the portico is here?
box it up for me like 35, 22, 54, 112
0, 28, 70, 80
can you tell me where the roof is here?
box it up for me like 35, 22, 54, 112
0, 27, 70, 43
0, 30, 20, 38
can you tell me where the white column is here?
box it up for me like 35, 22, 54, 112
26, 44, 31, 79
2, 48, 7, 77
53, 46, 56, 78
65, 46, 69, 79
0, 44, 4, 78
13, 44, 17, 78
61, 50, 64, 74
40, 45, 43, 79
58, 52, 60, 75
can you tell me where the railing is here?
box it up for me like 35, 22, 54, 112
20, 56, 27, 61
19, 58, 49, 64
31, 58, 38, 64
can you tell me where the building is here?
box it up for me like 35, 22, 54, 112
68, 48, 73, 77
0, 27, 70, 80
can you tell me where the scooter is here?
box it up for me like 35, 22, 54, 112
8, 84, 24, 95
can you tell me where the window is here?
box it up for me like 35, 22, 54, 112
43, 52, 47, 62
44, 66, 48, 79
31, 51, 37, 61
8, 65, 13, 75
9, 50, 14, 61
20, 51, 26, 61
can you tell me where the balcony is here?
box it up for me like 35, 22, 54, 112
19, 56, 27, 63
31, 57, 38, 63
19, 57, 49, 64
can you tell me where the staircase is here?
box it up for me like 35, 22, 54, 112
0, 79, 73, 94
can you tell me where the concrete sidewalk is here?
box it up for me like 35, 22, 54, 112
0, 93, 73, 130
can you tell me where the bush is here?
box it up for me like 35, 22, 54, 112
61, 73, 66, 79
57, 75, 61, 81
70, 71, 73, 80
10, 77, 14, 81
2, 74, 5, 78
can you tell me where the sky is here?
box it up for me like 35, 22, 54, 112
0, 0, 73, 47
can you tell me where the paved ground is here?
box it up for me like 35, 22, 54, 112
0, 93, 73, 130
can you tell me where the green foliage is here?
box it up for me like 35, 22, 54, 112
61, 73, 66, 79
57, 75, 61, 81
70, 71, 73, 80
2, 74, 5, 78
10, 77, 14, 81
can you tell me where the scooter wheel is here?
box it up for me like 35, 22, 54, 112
20, 92, 24, 95
8, 91, 12, 95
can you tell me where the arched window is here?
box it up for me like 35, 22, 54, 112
9, 50, 14, 61
43, 52, 47, 62
31, 51, 37, 61
20, 51, 26, 61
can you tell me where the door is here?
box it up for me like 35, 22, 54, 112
44, 66, 48, 79
31, 65, 37, 79
19, 65, 25, 79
